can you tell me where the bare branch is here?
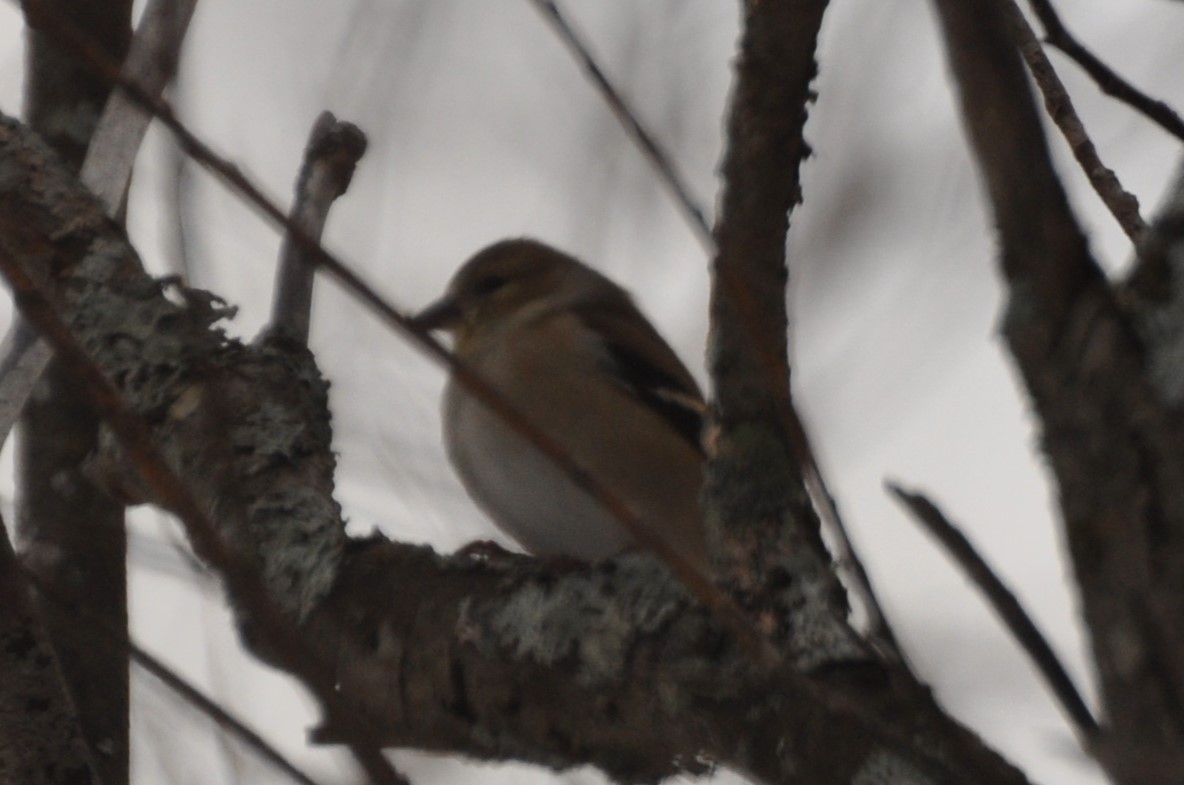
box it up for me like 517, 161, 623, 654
706, 0, 862, 659
931, 0, 1184, 777
0, 320, 51, 444
791, 408, 909, 666
1026, 0, 1184, 143
19, 2, 135, 783
887, 482, 1099, 742
80, 0, 198, 214
271, 112, 367, 344
1003, 0, 1147, 242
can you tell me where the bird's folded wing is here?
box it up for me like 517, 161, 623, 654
575, 302, 706, 456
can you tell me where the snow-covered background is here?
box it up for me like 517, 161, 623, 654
3, 1, 1183, 783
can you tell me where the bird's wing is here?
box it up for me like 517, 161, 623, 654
575, 301, 706, 456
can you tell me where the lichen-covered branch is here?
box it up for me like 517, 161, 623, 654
0, 112, 407, 785
0, 0, 198, 449
314, 542, 1034, 785
0, 106, 1039, 785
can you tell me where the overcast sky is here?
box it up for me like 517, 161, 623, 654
2, 2, 1183, 783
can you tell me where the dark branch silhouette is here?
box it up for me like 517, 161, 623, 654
1027, 0, 1184, 143
888, 483, 1098, 741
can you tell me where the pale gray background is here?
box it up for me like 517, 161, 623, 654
2, 1, 1182, 783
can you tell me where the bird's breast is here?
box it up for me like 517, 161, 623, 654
441, 315, 706, 566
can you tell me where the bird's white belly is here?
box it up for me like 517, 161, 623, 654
444, 385, 633, 560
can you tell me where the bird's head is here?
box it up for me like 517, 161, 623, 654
412, 238, 623, 351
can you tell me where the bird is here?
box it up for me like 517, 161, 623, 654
412, 238, 709, 571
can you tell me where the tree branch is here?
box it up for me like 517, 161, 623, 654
887, 483, 1098, 742
270, 112, 367, 344
1026, 0, 1184, 143
1003, 0, 1147, 242
706, 0, 860, 660
80, 0, 198, 215
931, 0, 1184, 779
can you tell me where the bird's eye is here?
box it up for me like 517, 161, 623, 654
474, 274, 508, 296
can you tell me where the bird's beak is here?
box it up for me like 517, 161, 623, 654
410, 296, 463, 332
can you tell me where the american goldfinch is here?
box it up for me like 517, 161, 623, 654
413, 238, 709, 570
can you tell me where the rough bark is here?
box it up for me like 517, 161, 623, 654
706, 0, 849, 649
0, 529, 98, 785
933, 0, 1184, 781
18, 2, 134, 784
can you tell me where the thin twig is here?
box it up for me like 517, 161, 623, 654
0, 319, 51, 443
16, 0, 778, 667
887, 482, 1100, 743
1003, 0, 1147, 242
16, 558, 325, 785
525, 0, 714, 253
79, 0, 199, 214
131, 641, 326, 785
1026, 0, 1184, 144
271, 112, 367, 344
792, 413, 908, 665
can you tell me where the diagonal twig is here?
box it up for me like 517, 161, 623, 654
1026, 0, 1184, 144
16, 557, 326, 785
1002, 0, 1147, 242
0, 319, 51, 445
131, 641, 325, 785
887, 482, 1100, 743
792, 413, 908, 665
79, 0, 198, 215
525, 0, 714, 253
